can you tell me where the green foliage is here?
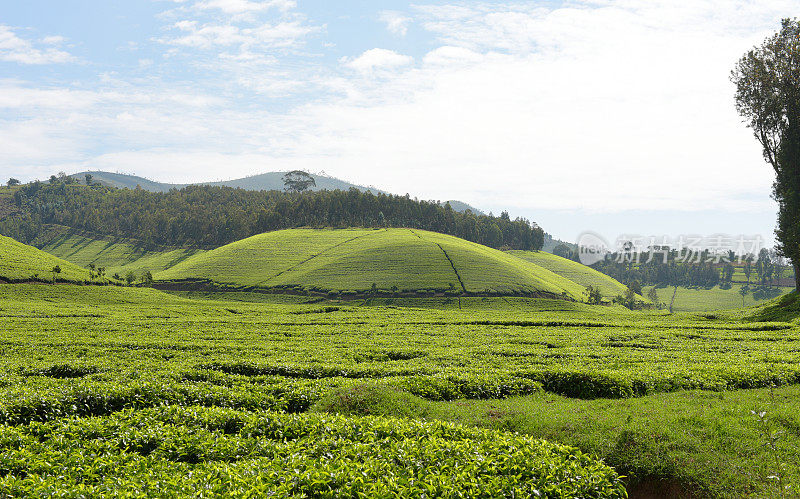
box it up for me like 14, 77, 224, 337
311, 383, 431, 418
4, 284, 800, 496
3, 182, 543, 251
0, 406, 626, 497
732, 18, 800, 289
3, 284, 800, 405
282, 169, 316, 192
613, 284, 642, 310
426, 387, 800, 498
125, 270, 137, 285
646, 286, 659, 306
585, 285, 603, 305
745, 290, 800, 322
37, 227, 204, 276
647, 284, 793, 312
0, 234, 96, 283
157, 228, 584, 297
593, 257, 726, 289
509, 250, 629, 298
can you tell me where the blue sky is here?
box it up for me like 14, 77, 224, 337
1, 0, 797, 245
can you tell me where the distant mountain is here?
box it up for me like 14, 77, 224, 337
72, 171, 387, 195
443, 200, 485, 215
71, 171, 483, 214
542, 233, 577, 254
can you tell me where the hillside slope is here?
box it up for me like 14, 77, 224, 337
0, 234, 95, 282
35, 227, 204, 276
157, 228, 584, 298
508, 250, 628, 298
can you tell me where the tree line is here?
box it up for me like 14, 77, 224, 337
2, 181, 544, 251
587, 248, 787, 290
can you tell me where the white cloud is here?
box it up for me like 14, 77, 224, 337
193, 0, 295, 14
168, 22, 242, 48
0, 25, 74, 64
379, 11, 412, 37
312, 0, 792, 214
422, 45, 483, 66
161, 2, 321, 62
5, 0, 797, 235
344, 48, 413, 72
41, 35, 66, 45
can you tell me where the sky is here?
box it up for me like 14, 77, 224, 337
1, 0, 797, 246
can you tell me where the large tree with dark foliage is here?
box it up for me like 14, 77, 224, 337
282, 171, 316, 193
732, 18, 800, 290
1, 181, 544, 251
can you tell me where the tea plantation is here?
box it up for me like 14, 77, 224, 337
507, 250, 629, 298
0, 234, 98, 283
36, 226, 204, 276
156, 228, 585, 297
1, 282, 799, 496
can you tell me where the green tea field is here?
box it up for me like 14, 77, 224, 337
645, 284, 793, 312
0, 234, 99, 283
8, 6, 800, 498
1, 283, 798, 496
35, 226, 204, 276
507, 250, 629, 298
156, 228, 585, 297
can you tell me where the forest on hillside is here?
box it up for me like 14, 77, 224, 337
1, 181, 543, 251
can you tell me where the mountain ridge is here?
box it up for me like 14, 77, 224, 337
71, 171, 485, 215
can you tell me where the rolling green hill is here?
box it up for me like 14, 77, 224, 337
507, 250, 628, 298
157, 228, 584, 298
0, 234, 95, 283
35, 227, 204, 277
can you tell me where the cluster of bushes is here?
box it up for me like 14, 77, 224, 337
0, 405, 627, 497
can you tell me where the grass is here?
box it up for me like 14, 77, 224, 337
508, 250, 629, 298
157, 228, 586, 298
646, 284, 793, 312
0, 234, 96, 283
36, 227, 204, 276
744, 290, 800, 322
314, 384, 800, 498
2, 283, 800, 496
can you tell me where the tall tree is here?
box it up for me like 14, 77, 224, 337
732, 18, 800, 290
282, 171, 316, 193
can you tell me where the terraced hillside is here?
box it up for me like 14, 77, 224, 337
508, 250, 629, 298
36, 227, 204, 276
157, 228, 584, 298
0, 234, 95, 283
